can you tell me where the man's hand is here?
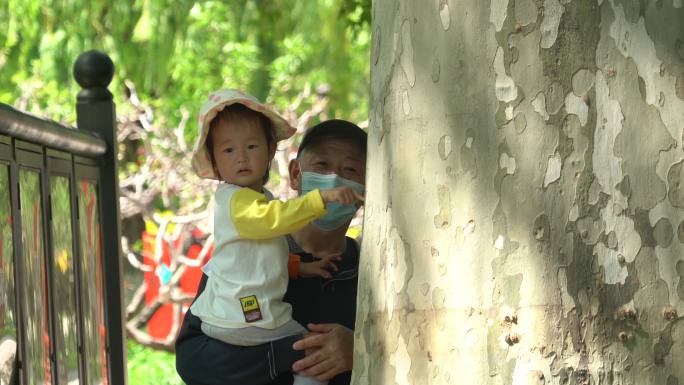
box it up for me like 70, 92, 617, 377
292, 323, 354, 381
299, 256, 340, 279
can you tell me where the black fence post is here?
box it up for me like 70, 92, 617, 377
73, 50, 127, 385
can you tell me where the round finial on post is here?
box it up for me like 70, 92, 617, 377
73, 50, 115, 101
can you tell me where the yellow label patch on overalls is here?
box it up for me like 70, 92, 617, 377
239, 295, 263, 322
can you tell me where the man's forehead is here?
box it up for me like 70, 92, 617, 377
300, 138, 365, 160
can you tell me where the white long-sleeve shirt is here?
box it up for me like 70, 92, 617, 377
190, 183, 326, 329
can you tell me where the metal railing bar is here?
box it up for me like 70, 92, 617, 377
0, 103, 106, 157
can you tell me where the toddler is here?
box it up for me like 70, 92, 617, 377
189, 89, 363, 385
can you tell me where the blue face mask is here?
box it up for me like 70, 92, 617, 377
301, 171, 365, 231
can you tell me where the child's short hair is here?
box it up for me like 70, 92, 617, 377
206, 104, 276, 184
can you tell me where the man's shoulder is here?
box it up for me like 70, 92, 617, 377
345, 237, 360, 256
341, 237, 360, 263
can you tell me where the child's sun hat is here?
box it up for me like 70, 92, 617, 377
191, 89, 296, 180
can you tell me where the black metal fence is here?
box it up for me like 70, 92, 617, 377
0, 51, 126, 385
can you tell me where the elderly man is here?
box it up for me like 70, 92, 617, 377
176, 119, 366, 385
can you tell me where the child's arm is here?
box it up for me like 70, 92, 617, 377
231, 188, 326, 239
319, 187, 365, 206
231, 187, 364, 240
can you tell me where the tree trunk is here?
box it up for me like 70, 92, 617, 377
355, 1, 684, 384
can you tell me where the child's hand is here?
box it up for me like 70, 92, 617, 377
299, 255, 341, 279
319, 187, 364, 206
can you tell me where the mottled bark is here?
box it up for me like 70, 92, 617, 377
355, 1, 684, 384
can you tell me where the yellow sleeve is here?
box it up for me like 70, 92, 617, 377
230, 188, 327, 239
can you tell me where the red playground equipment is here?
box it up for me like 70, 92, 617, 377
138, 225, 213, 342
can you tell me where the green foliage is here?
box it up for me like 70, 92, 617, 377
339, 0, 372, 35
0, 0, 370, 133
127, 339, 185, 385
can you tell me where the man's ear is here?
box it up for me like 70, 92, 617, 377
288, 159, 302, 191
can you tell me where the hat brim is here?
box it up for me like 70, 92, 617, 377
191, 89, 296, 180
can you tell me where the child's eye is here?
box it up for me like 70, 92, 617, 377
223, 148, 233, 153
247, 144, 258, 150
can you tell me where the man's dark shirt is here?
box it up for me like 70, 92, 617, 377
175, 237, 359, 385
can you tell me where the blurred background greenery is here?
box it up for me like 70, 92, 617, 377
1, 0, 370, 383
1, 0, 370, 130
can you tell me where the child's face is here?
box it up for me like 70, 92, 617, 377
210, 116, 273, 191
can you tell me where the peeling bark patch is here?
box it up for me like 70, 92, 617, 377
533, 214, 550, 241
668, 160, 684, 209
388, 227, 408, 293
466, 137, 474, 148
495, 234, 505, 250
593, 72, 625, 198
654, 218, 675, 248
558, 268, 577, 316
461, 140, 477, 176
373, 27, 381, 66
389, 335, 411, 385
401, 89, 411, 115
596, 214, 641, 284
569, 204, 579, 221
678, 260, 684, 300
654, 324, 675, 366
543, 153, 562, 188
500, 152, 517, 174
438, 135, 452, 160
515, 0, 537, 26
465, 219, 475, 235
585, 67, 641, 283
540, 0, 565, 48
606, 231, 618, 248
649, 152, 684, 307
616, 175, 631, 199
432, 287, 446, 309
572, 69, 595, 96
514, 113, 527, 134
490, 0, 510, 32
545, 82, 565, 115
576, 216, 603, 245
608, 1, 664, 106
506, 105, 515, 121
588, 178, 601, 205
434, 185, 451, 229
439, 0, 450, 30
676, 74, 684, 101
432, 57, 441, 83
532, 92, 550, 121
678, 220, 684, 243
495, 47, 518, 102
564, 93, 589, 126
512, 360, 551, 385
420, 282, 430, 296
400, 19, 416, 87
